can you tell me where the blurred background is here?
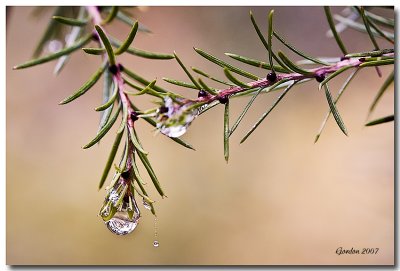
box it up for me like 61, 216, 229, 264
6, 6, 394, 265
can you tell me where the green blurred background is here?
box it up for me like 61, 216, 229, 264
6, 6, 394, 265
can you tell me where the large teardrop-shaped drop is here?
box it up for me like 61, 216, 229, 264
106, 211, 139, 235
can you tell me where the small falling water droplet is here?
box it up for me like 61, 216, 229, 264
152, 217, 159, 247
143, 199, 151, 210
106, 211, 139, 235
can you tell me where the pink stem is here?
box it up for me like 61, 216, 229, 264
86, 6, 136, 126
186, 57, 364, 106
115, 73, 135, 127
86, 6, 102, 25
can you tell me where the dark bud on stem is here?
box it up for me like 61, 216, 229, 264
218, 96, 229, 104
130, 112, 139, 122
358, 57, 366, 62
315, 74, 325, 83
159, 106, 168, 114
123, 194, 130, 203
121, 170, 130, 180
109, 64, 119, 75
267, 72, 277, 82
198, 89, 208, 98
118, 63, 124, 72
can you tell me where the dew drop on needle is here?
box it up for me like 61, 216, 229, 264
143, 199, 152, 210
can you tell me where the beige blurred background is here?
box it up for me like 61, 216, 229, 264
6, 6, 394, 265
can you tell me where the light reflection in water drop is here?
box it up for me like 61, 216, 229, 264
153, 240, 159, 247
158, 124, 188, 138
156, 97, 197, 138
108, 189, 119, 206
106, 211, 139, 235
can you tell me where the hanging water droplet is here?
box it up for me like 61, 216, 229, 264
156, 97, 197, 138
157, 112, 197, 138
106, 210, 139, 235
143, 199, 152, 210
158, 124, 187, 138
153, 240, 159, 247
